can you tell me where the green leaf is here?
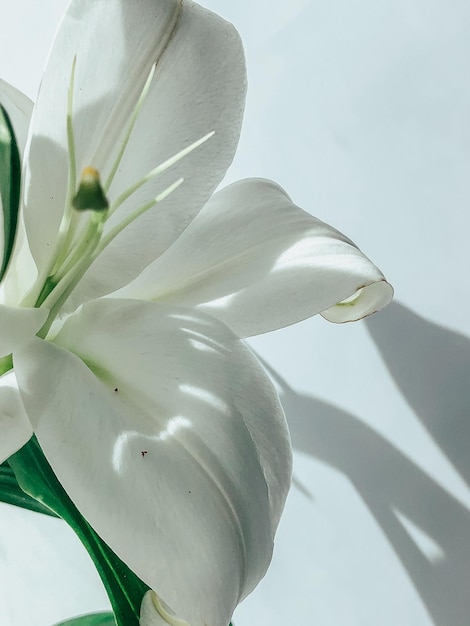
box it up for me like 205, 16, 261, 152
8, 437, 149, 626
0, 461, 59, 517
53, 612, 116, 626
0, 104, 21, 282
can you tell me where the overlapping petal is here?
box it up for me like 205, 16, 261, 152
115, 178, 393, 337
24, 0, 246, 305
0, 79, 33, 156
0, 305, 47, 357
14, 298, 291, 626
0, 80, 37, 306
0, 81, 41, 307
140, 591, 189, 626
0, 3, 394, 624
0, 371, 32, 463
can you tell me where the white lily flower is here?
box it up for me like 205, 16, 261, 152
0, 1, 393, 625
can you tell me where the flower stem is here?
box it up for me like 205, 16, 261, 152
8, 437, 149, 626
0, 353, 13, 376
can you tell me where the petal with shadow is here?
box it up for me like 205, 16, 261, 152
0, 79, 33, 155
0, 80, 37, 305
14, 298, 291, 626
0, 305, 47, 357
0, 372, 32, 463
24, 0, 246, 304
115, 178, 393, 336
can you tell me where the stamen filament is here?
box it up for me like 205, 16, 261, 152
37, 177, 183, 338
95, 177, 184, 257
37, 211, 106, 337
23, 51, 214, 328
108, 130, 215, 216
104, 63, 157, 193
52, 212, 106, 284
53, 55, 81, 270
50, 210, 82, 274
66, 55, 78, 213
20, 57, 79, 308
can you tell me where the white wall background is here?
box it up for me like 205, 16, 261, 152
0, 1, 469, 625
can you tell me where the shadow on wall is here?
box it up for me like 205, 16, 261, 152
366, 301, 470, 489
260, 301, 470, 626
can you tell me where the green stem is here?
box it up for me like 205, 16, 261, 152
0, 353, 13, 376
8, 437, 149, 626
0, 461, 58, 517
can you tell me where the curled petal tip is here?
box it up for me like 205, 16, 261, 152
140, 590, 190, 626
321, 279, 394, 324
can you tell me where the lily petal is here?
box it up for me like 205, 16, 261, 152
140, 590, 189, 626
0, 79, 33, 156
115, 178, 393, 337
24, 0, 245, 304
14, 298, 291, 626
0, 371, 32, 463
0, 80, 37, 306
0, 304, 47, 357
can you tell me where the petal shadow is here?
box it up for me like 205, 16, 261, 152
366, 301, 470, 487
260, 356, 470, 626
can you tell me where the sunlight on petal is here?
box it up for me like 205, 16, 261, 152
169, 312, 212, 326
200, 292, 236, 311
112, 417, 192, 474
116, 179, 392, 336
188, 338, 218, 353
156, 416, 192, 443
179, 326, 230, 354
272, 236, 321, 271
179, 384, 231, 415
14, 299, 291, 625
